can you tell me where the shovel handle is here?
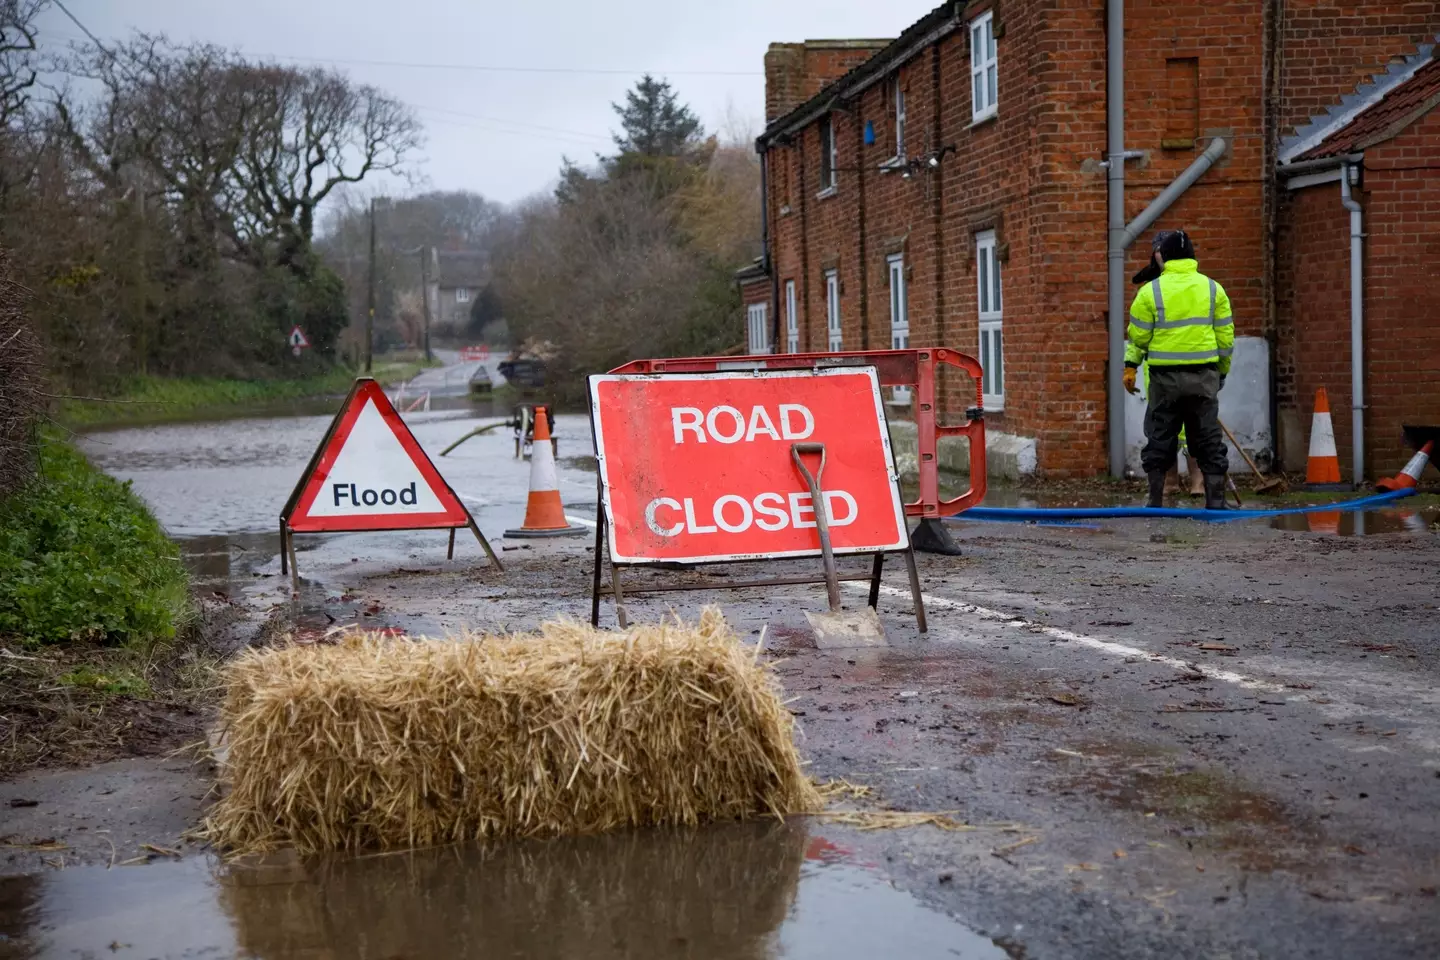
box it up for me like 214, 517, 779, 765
1219, 420, 1269, 482
791, 443, 841, 611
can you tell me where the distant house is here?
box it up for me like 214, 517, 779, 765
431, 251, 489, 330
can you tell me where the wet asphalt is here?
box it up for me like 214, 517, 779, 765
6, 387, 1436, 959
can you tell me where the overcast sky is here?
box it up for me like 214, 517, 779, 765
37, 1, 934, 205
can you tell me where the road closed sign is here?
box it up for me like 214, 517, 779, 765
589, 368, 907, 564
283, 378, 471, 533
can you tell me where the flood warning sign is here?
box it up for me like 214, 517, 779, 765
283, 379, 470, 533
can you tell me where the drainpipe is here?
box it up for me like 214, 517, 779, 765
1340, 161, 1364, 483
758, 143, 780, 353
1105, 0, 1128, 477
1121, 137, 1229, 248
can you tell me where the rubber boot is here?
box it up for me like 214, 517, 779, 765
1204, 474, 1234, 510
1146, 471, 1167, 508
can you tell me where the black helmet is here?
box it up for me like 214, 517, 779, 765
1132, 229, 1196, 285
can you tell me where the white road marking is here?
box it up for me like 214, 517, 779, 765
848, 582, 1288, 694
565, 514, 598, 528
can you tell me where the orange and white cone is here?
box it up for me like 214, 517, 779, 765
1305, 387, 1347, 490
504, 406, 586, 538
1376, 441, 1432, 493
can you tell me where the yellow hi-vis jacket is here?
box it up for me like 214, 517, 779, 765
1124, 259, 1234, 375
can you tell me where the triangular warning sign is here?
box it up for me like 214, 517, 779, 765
288, 326, 310, 348
283, 379, 470, 533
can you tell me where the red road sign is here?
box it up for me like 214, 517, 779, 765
284, 379, 470, 533
288, 326, 310, 348
589, 368, 907, 564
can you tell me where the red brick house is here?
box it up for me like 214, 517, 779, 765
741, 1, 1440, 479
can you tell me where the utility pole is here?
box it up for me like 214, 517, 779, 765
366, 197, 378, 373
419, 246, 434, 363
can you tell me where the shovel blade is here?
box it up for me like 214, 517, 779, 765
805, 606, 887, 649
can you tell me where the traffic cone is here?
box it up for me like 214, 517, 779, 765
1375, 442, 1432, 493
504, 406, 586, 538
1305, 387, 1348, 490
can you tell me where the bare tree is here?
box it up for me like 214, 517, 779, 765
57, 37, 422, 278
0, 0, 41, 129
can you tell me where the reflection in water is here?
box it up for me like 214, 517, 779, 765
222, 822, 807, 960
0, 875, 38, 960
0, 821, 1008, 959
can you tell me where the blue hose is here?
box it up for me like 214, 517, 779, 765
947, 488, 1417, 524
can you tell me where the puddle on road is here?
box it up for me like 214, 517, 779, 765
0, 822, 1008, 960
1269, 506, 1438, 537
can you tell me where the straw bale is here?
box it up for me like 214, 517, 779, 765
204, 609, 822, 855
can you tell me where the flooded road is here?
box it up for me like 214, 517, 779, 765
0, 822, 1007, 959
79, 401, 601, 592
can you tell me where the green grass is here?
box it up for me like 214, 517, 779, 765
57, 355, 439, 428
58, 665, 152, 696
0, 433, 192, 646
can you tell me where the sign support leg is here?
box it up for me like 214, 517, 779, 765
610, 564, 629, 629
284, 524, 300, 593
868, 553, 885, 609
590, 504, 607, 627
468, 519, 503, 571
903, 545, 928, 634
447, 527, 456, 560
279, 520, 288, 576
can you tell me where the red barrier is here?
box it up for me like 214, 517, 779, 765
609, 348, 986, 519
459, 345, 490, 362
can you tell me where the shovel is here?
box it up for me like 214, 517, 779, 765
1220, 420, 1287, 494
791, 442, 886, 649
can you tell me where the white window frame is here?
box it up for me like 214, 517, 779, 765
976, 230, 1003, 409
971, 11, 998, 123
819, 116, 838, 195
455, 287, 471, 304
825, 269, 842, 351
887, 254, 911, 404
784, 280, 799, 353
894, 80, 906, 162
746, 302, 771, 355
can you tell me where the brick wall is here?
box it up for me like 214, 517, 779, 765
758, 0, 1440, 477
1279, 1, 1440, 138
1275, 185, 1353, 472
1353, 107, 1440, 476
1276, 109, 1440, 479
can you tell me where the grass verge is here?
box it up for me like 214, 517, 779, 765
0, 433, 237, 777
0, 433, 192, 646
56, 355, 439, 428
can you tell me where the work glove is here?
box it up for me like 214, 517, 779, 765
1219, 374, 1227, 391
1122, 367, 1138, 395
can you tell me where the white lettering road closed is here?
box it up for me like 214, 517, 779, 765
284, 379, 470, 533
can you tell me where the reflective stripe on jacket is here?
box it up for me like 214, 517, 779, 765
1124, 259, 1234, 375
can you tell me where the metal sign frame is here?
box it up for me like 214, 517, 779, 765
278, 377, 501, 589
586, 367, 925, 634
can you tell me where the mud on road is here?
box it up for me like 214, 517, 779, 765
271, 512, 1440, 959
